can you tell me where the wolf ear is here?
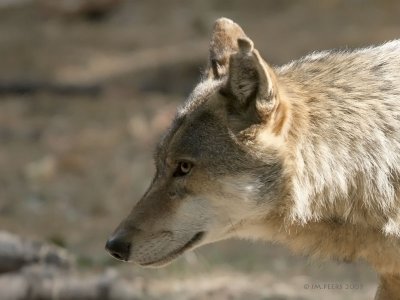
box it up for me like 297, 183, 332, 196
207, 18, 249, 79
223, 37, 278, 122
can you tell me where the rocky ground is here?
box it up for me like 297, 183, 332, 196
1, 0, 399, 299
0, 231, 377, 299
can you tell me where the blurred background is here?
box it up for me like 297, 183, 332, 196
1, 0, 400, 299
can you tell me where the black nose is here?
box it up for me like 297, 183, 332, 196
105, 236, 131, 261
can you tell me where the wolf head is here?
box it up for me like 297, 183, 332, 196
106, 18, 291, 267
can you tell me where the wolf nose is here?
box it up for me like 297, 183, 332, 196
105, 236, 131, 261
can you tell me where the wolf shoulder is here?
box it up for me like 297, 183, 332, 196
277, 39, 400, 92
275, 39, 400, 136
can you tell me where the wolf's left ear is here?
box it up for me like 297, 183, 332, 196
223, 37, 279, 121
207, 18, 249, 79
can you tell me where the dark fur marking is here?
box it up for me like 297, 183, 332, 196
371, 62, 388, 72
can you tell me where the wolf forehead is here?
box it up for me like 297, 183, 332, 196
154, 78, 233, 163
178, 78, 225, 116
153, 77, 283, 178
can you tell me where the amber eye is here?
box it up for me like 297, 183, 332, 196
173, 161, 193, 177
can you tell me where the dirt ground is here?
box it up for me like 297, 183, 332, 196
1, 0, 400, 299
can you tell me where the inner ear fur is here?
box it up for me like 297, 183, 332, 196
224, 37, 279, 122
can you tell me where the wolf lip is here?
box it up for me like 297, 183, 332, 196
139, 231, 205, 267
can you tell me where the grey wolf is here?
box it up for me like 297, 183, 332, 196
106, 18, 400, 299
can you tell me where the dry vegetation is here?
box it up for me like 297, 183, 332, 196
1, 0, 400, 299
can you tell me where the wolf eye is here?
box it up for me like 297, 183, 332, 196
173, 161, 193, 177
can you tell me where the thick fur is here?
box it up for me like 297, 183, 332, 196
107, 18, 400, 299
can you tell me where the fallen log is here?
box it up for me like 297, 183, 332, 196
0, 81, 102, 96
0, 232, 144, 299
0, 231, 72, 274
0, 264, 143, 300
55, 40, 208, 86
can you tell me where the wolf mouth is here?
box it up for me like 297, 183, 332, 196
139, 231, 205, 267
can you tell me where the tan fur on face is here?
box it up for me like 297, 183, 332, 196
108, 18, 400, 299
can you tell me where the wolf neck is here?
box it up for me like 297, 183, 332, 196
275, 51, 400, 230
